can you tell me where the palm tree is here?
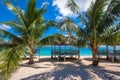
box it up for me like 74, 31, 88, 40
58, 18, 87, 47
0, 0, 64, 79
65, 0, 120, 64
59, 18, 78, 36
58, 18, 78, 45
102, 23, 120, 59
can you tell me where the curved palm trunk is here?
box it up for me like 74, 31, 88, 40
91, 44, 99, 66
92, 28, 98, 61
28, 46, 35, 64
92, 45, 98, 61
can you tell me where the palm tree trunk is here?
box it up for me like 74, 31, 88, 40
92, 27, 99, 66
92, 46, 98, 61
92, 30, 98, 60
92, 45, 99, 66
28, 46, 35, 64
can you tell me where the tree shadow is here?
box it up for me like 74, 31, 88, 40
89, 66, 120, 80
37, 57, 79, 62
83, 57, 93, 61
105, 64, 120, 67
21, 63, 95, 80
20, 64, 51, 69
20, 57, 80, 69
83, 57, 112, 63
72, 60, 120, 80
20, 57, 55, 69
20, 57, 120, 80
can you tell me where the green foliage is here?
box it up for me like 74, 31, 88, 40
58, 17, 89, 48
0, 0, 64, 79
58, 18, 87, 47
39, 34, 66, 46
0, 44, 25, 80
59, 18, 78, 36
66, 0, 120, 48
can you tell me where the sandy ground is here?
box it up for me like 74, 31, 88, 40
9, 56, 120, 80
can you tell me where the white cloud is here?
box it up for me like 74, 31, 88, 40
53, 0, 73, 17
79, 0, 92, 11
0, 24, 11, 30
42, 1, 49, 7
53, 0, 93, 17
75, 0, 94, 11
55, 16, 64, 21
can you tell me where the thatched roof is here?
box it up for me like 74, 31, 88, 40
53, 36, 77, 46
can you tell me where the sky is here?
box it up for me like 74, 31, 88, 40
0, 0, 92, 38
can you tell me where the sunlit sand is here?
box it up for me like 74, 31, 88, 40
9, 56, 120, 80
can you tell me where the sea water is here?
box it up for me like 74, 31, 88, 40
34, 45, 120, 56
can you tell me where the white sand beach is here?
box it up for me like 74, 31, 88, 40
9, 56, 120, 80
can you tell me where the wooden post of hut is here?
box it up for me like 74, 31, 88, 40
106, 45, 109, 60
78, 47, 80, 60
51, 45, 53, 59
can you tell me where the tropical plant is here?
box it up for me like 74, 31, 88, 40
66, 0, 120, 64
59, 18, 78, 37
58, 18, 87, 47
0, 0, 65, 79
100, 23, 120, 59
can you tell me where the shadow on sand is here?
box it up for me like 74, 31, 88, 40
21, 57, 120, 80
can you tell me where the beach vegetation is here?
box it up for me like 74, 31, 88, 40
66, 0, 120, 65
0, 0, 65, 79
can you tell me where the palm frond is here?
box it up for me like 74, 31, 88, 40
5, 0, 28, 27
66, 0, 80, 14
39, 34, 66, 46
0, 29, 23, 42
59, 18, 78, 36
1, 21, 26, 33
0, 44, 25, 80
38, 3, 48, 17
98, 0, 120, 32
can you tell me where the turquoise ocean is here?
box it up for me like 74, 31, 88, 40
34, 46, 120, 56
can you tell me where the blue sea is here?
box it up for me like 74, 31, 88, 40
34, 46, 120, 56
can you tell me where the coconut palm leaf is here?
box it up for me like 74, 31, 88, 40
58, 18, 78, 37
66, 0, 120, 64
66, 0, 80, 14
5, 0, 28, 27
0, 0, 65, 78
0, 28, 23, 42
58, 17, 89, 46
98, 0, 120, 33
39, 34, 66, 46
1, 21, 26, 33
0, 44, 25, 80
